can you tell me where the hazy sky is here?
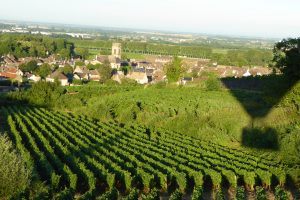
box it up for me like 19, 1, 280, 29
0, 0, 299, 38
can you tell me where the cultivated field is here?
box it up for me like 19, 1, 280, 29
1, 106, 296, 199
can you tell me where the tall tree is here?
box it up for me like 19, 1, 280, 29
60, 64, 73, 76
272, 38, 300, 78
19, 60, 38, 73
75, 48, 89, 60
34, 63, 51, 79
98, 60, 112, 83
164, 57, 184, 83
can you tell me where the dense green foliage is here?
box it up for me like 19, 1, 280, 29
75, 47, 89, 60
274, 186, 289, 200
211, 49, 272, 67
7, 82, 66, 107
0, 33, 74, 58
98, 60, 112, 83
164, 57, 184, 83
255, 186, 267, 200
0, 106, 295, 199
236, 187, 246, 200
272, 38, 300, 78
191, 186, 204, 200
19, 60, 38, 73
169, 189, 183, 200
35, 63, 52, 78
0, 134, 31, 199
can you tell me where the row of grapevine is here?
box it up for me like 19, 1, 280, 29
0, 106, 294, 199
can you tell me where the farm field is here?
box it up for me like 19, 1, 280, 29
0, 106, 298, 199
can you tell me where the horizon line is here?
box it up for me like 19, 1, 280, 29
0, 18, 283, 41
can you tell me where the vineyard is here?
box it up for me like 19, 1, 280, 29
0, 106, 298, 199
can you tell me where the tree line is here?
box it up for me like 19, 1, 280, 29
72, 38, 273, 66
0, 33, 74, 59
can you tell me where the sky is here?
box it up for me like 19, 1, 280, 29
0, 0, 299, 38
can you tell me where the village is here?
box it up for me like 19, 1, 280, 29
0, 42, 273, 89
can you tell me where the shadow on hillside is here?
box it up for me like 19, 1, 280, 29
0, 98, 28, 107
242, 126, 279, 150
221, 75, 299, 150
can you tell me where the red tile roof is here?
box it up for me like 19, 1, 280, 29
0, 72, 17, 79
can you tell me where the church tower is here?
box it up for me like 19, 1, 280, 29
112, 43, 121, 59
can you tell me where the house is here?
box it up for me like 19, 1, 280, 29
5, 67, 24, 77
89, 70, 100, 81
112, 71, 124, 83
126, 72, 148, 84
146, 68, 155, 82
42, 55, 57, 65
2, 54, 18, 66
155, 56, 172, 64
108, 55, 121, 69
0, 66, 23, 82
74, 66, 88, 74
73, 72, 89, 80
212, 62, 218, 67
0, 72, 17, 80
46, 71, 69, 86
27, 74, 41, 82
249, 67, 272, 76
36, 59, 44, 66
197, 59, 210, 67
90, 59, 102, 65
152, 69, 165, 82
96, 55, 109, 63
137, 61, 153, 69
243, 69, 252, 77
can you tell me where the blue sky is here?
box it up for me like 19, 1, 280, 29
0, 0, 299, 38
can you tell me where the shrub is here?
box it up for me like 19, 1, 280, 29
205, 74, 222, 91
7, 81, 65, 108
215, 189, 225, 200
157, 173, 167, 192
192, 186, 204, 200
243, 172, 256, 190
236, 187, 246, 200
55, 188, 74, 200
122, 188, 139, 200
256, 169, 272, 188
169, 189, 183, 200
0, 134, 31, 199
141, 188, 160, 200
123, 172, 132, 192
256, 186, 267, 200
174, 172, 187, 192
97, 187, 119, 200
274, 186, 288, 200
72, 79, 84, 85
190, 171, 204, 188
207, 170, 222, 189
107, 173, 115, 189
222, 170, 237, 188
